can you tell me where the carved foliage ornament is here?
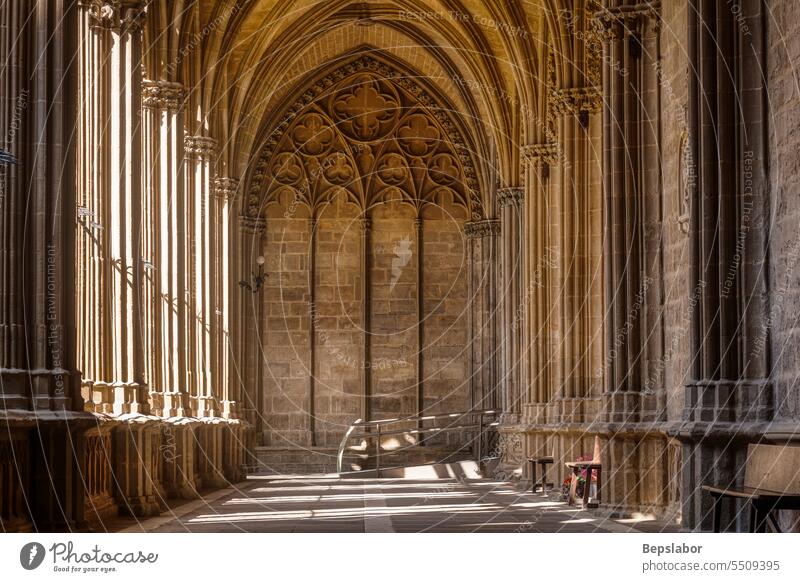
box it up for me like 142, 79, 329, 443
142, 80, 185, 111
592, 1, 662, 39
184, 136, 218, 160
498, 187, 524, 208
81, 0, 147, 33
214, 177, 240, 201
249, 56, 484, 221
522, 143, 560, 167
464, 219, 500, 239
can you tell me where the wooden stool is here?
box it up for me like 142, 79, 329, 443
528, 456, 554, 495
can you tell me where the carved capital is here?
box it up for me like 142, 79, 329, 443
214, 177, 240, 201
142, 80, 184, 111
522, 142, 560, 167
593, 1, 661, 37
184, 136, 218, 160
83, 1, 147, 33
239, 215, 266, 235
551, 86, 602, 118
464, 219, 500, 239
497, 187, 524, 209
120, 2, 147, 34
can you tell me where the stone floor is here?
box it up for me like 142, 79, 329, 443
116, 475, 682, 533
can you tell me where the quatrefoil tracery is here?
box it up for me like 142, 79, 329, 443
264, 70, 471, 216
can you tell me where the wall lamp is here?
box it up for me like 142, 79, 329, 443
239, 255, 267, 293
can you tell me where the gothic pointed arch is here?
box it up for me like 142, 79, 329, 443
245, 54, 486, 222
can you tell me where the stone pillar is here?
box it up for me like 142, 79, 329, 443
214, 177, 240, 419
92, 1, 164, 517
596, 1, 664, 423
551, 86, 603, 423
498, 187, 525, 423
359, 216, 372, 421
520, 143, 560, 426
143, 80, 191, 417
106, 1, 148, 414
76, 2, 112, 413
683, 0, 770, 531
465, 220, 500, 412
0, 0, 93, 530
141, 79, 186, 416
238, 216, 266, 433
185, 136, 219, 417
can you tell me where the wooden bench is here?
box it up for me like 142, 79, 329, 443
566, 461, 602, 508
565, 436, 603, 508
702, 443, 800, 532
528, 456, 554, 495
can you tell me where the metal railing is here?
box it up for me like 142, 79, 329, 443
336, 410, 499, 473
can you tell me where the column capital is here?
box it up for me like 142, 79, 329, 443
239, 215, 266, 235
184, 135, 218, 160
464, 219, 500, 239
142, 79, 185, 111
497, 187, 524, 209
81, 1, 116, 30
213, 177, 240, 200
120, 2, 147, 34
593, 1, 661, 32
82, 1, 147, 33
551, 86, 602, 118
522, 142, 560, 166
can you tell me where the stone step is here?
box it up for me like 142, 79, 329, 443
251, 444, 474, 475
340, 459, 483, 480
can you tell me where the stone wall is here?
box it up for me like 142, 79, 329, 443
262, 210, 312, 447
768, 0, 800, 422
259, 196, 471, 451
660, 0, 692, 424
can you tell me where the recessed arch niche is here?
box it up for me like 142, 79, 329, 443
254, 56, 479, 448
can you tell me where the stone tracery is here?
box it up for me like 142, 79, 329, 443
249, 56, 484, 221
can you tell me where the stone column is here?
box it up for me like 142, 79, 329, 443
76, 2, 110, 413
214, 177, 240, 419
0, 0, 94, 530
214, 177, 244, 482
551, 86, 603, 423
106, 1, 148, 414
238, 216, 266, 434
185, 136, 219, 417
498, 187, 525, 423
465, 220, 500, 412
360, 217, 372, 421
683, 0, 770, 531
141, 79, 186, 416
596, 1, 664, 423
521, 143, 560, 425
